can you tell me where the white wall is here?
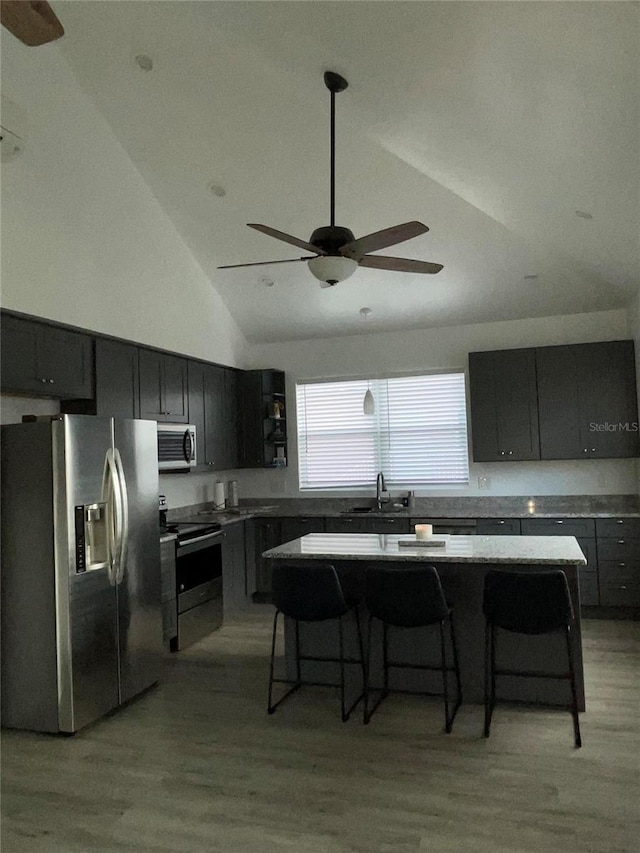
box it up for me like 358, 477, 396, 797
0, 35, 249, 507
232, 307, 637, 499
0, 36, 246, 367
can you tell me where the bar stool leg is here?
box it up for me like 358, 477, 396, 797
439, 620, 452, 733
565, 624, 582, 748
450, 613, 463, 706
338, 615, 347, 722
483, 619, 494, 737
382, 622, 389, 699
267, 609, 280, 714
364, 615, 373, 724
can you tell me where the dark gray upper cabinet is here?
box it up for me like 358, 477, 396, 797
187, 362, 239, 469
92, 338, 140, 419
139, 349, 188, 423
537, 341, 639, 459
468, 348, 540, 462
239, 369, 287, 468
1, 314, 93, 399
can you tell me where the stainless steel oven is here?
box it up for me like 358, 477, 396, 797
174, 524, 223, 649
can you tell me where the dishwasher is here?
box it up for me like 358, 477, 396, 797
411, 518, 477, 535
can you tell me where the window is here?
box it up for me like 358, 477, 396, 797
296, 372, 469, 489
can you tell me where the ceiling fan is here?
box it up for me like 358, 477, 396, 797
1, 1, 64, 46
219, 71, 443, 287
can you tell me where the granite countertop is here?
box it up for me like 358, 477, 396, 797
168, 496, 640, 524
262, 533, 588, 565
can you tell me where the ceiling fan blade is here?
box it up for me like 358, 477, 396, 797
247, 224, 326, 255
1, 1, 64, 46
359, 255, 443, 275
218, 257, 314, 270
341, 221, 429, 258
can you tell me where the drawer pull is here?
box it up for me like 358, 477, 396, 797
619, 585, 627, 590
499, 521, 505, 524
618, 540, 626, 544
617, 520, 624, 524
619, 563, 626, 567
556, 520, 563, 524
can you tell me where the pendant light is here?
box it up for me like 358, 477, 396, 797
363, 381, 375, 415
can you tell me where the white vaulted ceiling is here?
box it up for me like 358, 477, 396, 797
52, 1, 638, 342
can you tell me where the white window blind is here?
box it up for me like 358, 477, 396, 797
296, 373, 469, 489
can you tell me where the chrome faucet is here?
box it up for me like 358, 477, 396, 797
376, 471, 388, 510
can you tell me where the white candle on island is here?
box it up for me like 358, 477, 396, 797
415, 524, 433, 540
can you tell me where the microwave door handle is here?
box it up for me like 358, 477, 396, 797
113, 449, 129, 585
183, 430, 192, 463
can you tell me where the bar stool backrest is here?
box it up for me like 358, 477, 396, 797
365, 566, 449, 628
272, 563, 349, 622
483, 569, 574, 635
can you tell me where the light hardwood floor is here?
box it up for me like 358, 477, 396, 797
2, 609, 638, 853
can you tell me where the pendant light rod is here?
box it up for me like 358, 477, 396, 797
323, 71, 348, 229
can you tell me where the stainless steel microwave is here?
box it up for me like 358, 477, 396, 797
157, 424, 196, 471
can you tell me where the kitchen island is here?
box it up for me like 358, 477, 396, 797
263, 533, 588, 709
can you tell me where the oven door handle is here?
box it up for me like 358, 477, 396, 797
177, 531, 224, 550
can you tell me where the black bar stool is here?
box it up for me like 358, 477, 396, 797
363, 566, 462, 731
483, 569, 582, 748
267, 563, 365, 722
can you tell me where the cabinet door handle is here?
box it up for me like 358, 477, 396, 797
40, 377, 47, 383
499, 521, 505, 524
556, 520, 564, 524
499, 451, 505, 456
508, 450, 513, 455
591, 448, 596, 452
583, 448, 588, 453
618, 540, 626, 544
619, 562, 626, 567
617, 520, 624, 524
48, 378, 54, 384
619, 585, 627, 590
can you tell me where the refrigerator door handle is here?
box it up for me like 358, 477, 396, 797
103, 448, 123, 585
113, 448, 129, 585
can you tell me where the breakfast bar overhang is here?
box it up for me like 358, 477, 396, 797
263, 534, 588, 710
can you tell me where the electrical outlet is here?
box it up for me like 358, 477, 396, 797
478, 476, 491, 490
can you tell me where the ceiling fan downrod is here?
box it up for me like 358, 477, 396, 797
324, 71, 348, 228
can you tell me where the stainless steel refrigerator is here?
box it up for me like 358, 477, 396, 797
1, 415, 162, 733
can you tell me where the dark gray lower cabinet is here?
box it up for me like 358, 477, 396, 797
160, 539, 177, 652
595, 518, 640, 608
476, 518, 521, 536
222, 522, 247, 615
280, 517, 326, 542
254, 518, 282, 595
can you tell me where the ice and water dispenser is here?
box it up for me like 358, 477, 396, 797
74, 503, 108, 572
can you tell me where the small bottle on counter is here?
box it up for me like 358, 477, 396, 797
407, 491, 416, 511
228, 480, 239, 507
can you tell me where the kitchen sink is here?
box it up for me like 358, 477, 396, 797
340, 505, 404, 515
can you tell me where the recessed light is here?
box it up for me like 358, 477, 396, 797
575, 210, 593, 220
359, 307, 372, 319
207, 181, 226, 198
524, 274, 539, 281
134, 54, 153, 72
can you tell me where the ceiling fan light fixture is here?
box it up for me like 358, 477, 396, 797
308, 255, 358, 287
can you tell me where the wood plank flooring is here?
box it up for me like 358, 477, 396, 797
2, 610, 638, 852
